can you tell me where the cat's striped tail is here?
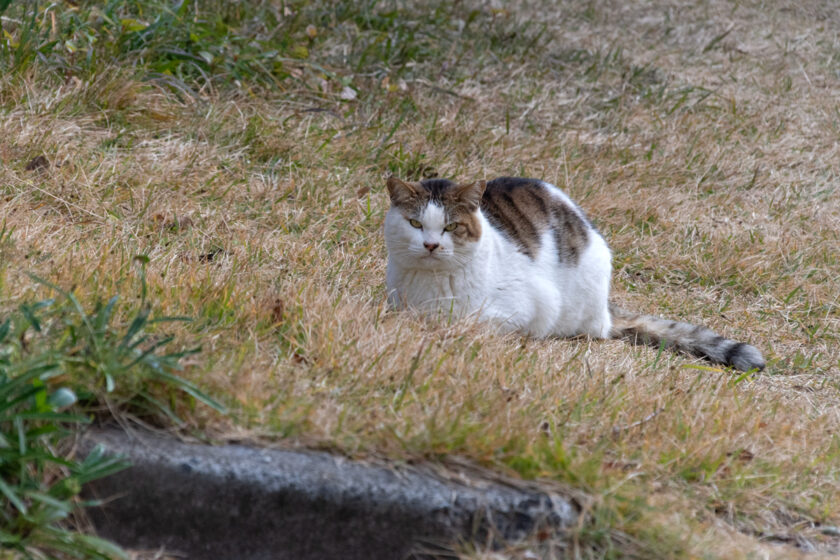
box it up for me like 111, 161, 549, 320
608, 303, 765, 372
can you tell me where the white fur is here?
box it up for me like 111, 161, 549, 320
385, 182, 613, 339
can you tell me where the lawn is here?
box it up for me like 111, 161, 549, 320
2, 1, 840, 558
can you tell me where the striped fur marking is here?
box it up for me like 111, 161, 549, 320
482, 177, 590, 263
609, 303, 765, 372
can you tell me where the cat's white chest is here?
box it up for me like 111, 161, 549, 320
385, 229, 564, 337
385, 265, 485, 315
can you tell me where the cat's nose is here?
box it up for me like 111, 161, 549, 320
423, 242, 440, 252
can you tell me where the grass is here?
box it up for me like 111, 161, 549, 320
2, 0, 840, 557
0, 312, 129, 560
0, 276, 227, 559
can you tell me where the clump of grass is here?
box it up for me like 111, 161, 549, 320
14, 273, 226, 426
0, 272, 226, 558
0, 318, 128, 559
0, 0, 551, 98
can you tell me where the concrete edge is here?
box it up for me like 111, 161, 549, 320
80, 428, 580, 559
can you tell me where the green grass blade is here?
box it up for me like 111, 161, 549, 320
0, 477, 27, 514
151, 370, 227, 413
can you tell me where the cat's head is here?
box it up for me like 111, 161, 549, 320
384, 177, 486, 270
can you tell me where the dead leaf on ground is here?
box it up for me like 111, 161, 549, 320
25, 155, 49, 171
165, 216, 193, 232
726, 449, 755, 463
198, 248, 225, 263
270, 298, 285, 323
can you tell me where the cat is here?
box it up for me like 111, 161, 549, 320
384, 176, 765, 372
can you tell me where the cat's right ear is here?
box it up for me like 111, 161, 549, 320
386, 177, 422, 206
451, 180, 487, 210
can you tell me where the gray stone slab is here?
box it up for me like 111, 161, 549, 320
80, 428, 578, 559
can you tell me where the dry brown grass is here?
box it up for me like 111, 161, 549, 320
3, 0, 840, 557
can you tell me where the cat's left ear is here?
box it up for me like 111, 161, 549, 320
452, 180, 486, 210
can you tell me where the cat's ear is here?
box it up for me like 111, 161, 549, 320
451, 180, 486, 210
386, 177, 422, 206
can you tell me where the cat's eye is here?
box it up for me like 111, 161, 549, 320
443, 223, 458, 232
409, 219, 423, 229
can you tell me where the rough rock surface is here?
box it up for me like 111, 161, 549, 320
81, 429, 578, 559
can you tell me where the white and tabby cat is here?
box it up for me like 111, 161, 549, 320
384, 176, 764, 372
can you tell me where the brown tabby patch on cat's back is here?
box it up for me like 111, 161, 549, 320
481, 177, 589, 263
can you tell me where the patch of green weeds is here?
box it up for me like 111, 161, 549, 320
0, 0, 554, 96
0, 317, 128, 559
16, 274, 226, 423
0, 269, 226, 557
0, 351, 128, 558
